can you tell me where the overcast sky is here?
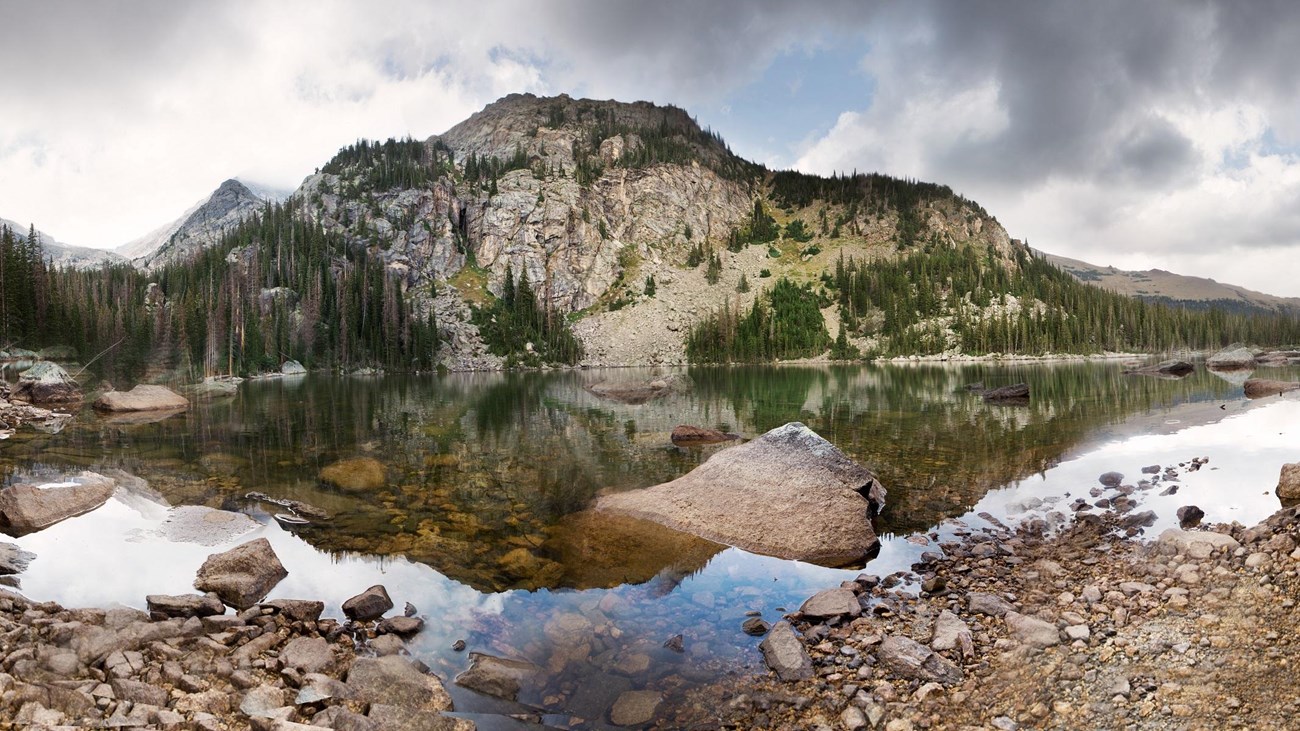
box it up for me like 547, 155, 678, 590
3, 0, 1300, 295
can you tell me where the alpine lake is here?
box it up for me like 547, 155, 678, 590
4, 360, 1299, 729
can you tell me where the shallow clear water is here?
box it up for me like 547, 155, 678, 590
3, 362, 1297, 727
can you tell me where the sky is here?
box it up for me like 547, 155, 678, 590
3, 0, 1300, 296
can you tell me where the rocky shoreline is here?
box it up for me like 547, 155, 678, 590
664, 464, 1300, 731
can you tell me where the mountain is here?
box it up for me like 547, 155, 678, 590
117, 178, 270, 270
298, 92, 1013, 367
0, 217, 126, 269
1045, 252, 1300, 315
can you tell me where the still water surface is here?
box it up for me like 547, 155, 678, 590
5, 362, 1298, 727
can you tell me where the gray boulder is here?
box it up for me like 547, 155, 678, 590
596, 422, 886, 564
876, 634, 963, 685
281, 360, 307, 376
193, 537, 288, 609
13, 361, 82, 404
93, 384, 188, 412
0, 471, 116, 537
799, 587, 861, 620
343, 584, 393, 621
1207, 345, 1257, 370
1277, 463, 1300, 501
1004, 611, 1061, 648
345, 656, 454, 712
759, 620, 813, 681
967, 592, 1015, 617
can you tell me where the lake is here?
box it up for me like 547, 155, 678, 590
4, 361, 1298, 728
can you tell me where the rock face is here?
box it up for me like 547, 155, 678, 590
1243, 378, 1300, 399
1207, 345, 1257, 370
595, 422, 886, 564
0, 471, 117, 536
1278, 463, 1300, 501
319, 457, 387, 492
759, 620, 813, 681
92, 384, 189, 412
12, 361, 82, 403
193, 538, 288, 609
670, 424, 740, 445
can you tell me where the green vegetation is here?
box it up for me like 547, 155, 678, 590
0, 224, 56, 347
726, 200, 780, 252
686, 278, 830, 363
10, 202, 438, 383
472, 266, 583, 367
321, 137, 452, 193
833, 244, 1300, 356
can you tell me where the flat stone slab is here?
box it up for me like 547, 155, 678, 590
93, 385, 189, 412
596, 422, 885, 564
799, 587, 861, 619
1158, 528, 1241, 553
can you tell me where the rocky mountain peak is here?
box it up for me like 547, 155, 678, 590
118, 178, 269, 269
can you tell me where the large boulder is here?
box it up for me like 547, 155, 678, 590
877, 634, 964, 685
595, 422, 886, 564
1207, 345, 1257, 370
0, 542, 35, 575
280, 360, 307, 376
193, 537, 288, 609
1278, 463, 1300, 502
12, 361, 82, 404
320, 457, 387, 492
1244, 379, 1300, 399
93, 385, 189, 412
342, 584, 393, 621
344, 656, 454, 712
0, 471, 117, 537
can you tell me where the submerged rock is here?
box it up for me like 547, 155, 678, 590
13, 361, 82, 404
1243, 378, 1300, 399
595, 422, 886, 564
587, 373, 693, 404
981, 383, 1029, 402
1123, 360, 1194, 378
610, 690, 662, 726
345, 656, 454, 712
0, 471, 117, 537
193, 537, 288, 609
670, 424, 741, 446
93, 384, 188, 412
454, 653, 542, 701
319, 457, 387, 492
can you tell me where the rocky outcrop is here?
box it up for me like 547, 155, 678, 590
587, 373, 693, 404
595, 422, 885, 564
12, 361, 82, 404
1206, 345, 1257, 370
93, 385, 189, 412
319, 457, 387, 492
0, 471, 117, 536
0, 542, 34, 575
193, 538, 288, 609
670, 424, 741, 445
1243, 378, 1300, 399
1278, 463, 1300, 501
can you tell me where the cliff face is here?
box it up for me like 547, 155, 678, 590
292, 92, 1012, 368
